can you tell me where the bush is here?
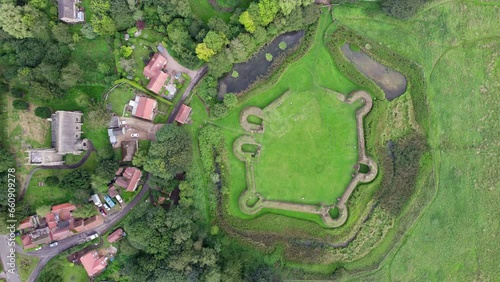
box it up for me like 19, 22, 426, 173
34, 107, 52, 118
265, 53, 273, 62
12, 100, 29, 110
211, 103, 228, 118
278, 41, 287, 50
231, 70, 239, 78
10, 88, 24, 98
0, 83, 8, 94
45, 176, 60, 186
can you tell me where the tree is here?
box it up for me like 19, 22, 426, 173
92, 15, 117, 36
196, 43, 216, 62
51, 23, 72, 44
10, 88, 24, 98
72, 204, 98, 219
59, 63, 83, 90
223, 93, 238, 109
143, 124, 192, 180
30, 0, 48, 9
34, 107, 52, 119
265, 53, 273, 62
178, 181, 194, 208
258, 0, 279, 26
167, 19, 191, 45
278, 41, 287, 50
60, 169, 92, 191
380, 0, 428, 19
239, 11, 256, 33
231, 71, 239, 78
203, 31, 228, 54
15, 39, 46, 67
110, 0, 135, 30
208, 51, 233, 78
120, 46, 133, 58
211, 103, 227, 118
86, 103, 111, 129
0, 4, 40, 39
81, 23, 97, 39
36, 205, 51, 216
44, 176, 59, 186
12, 100, 29, 110
170, 0, 192, 18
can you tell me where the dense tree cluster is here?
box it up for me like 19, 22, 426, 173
380, 0, 429, 19
140, 124, 192, 181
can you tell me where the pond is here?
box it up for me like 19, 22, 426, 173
341, 44, 407, 101
218, 30, 305, 99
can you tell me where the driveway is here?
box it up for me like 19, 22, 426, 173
17, 174, 151, 282
157, 44, 198, 79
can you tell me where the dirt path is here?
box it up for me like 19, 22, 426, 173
19, 141, 96, 201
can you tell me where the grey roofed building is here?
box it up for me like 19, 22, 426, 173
27, 111, 88, 166
51, 111, 88, 155
121, 140, 138, 162
58, 0, 85, 23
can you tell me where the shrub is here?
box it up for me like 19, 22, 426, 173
12, 100, 29, 110
265, 53, 273, 61
127, 27, 138, 35
211, 103, 228, 118
231, 70, 239, 78
278, 41, 287, 50
34, 107, 52, 118
0, 83, 8, 94
10, 88, 24, 98
45, 176, 60, 186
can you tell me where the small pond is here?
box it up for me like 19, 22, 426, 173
341, 44, 407, 101
218, 30, 305, 99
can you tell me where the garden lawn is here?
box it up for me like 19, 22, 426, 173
253, 89, 358, 205
216, 10, 361, 219
108, 85, 135, 115
16, 254, 39, 282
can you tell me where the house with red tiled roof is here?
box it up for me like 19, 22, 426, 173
114, 167, 142, 192
175, 104, 192, 124
129, 96, 157, 121
143, 53, 169, 94
80, 250, 108, 277
51, 203, 77, 213
18, 216, 36, 230
46, 213, 57, 229
107, 228, 124, 243
21, 227, 51, 249
73, 215, 104, 233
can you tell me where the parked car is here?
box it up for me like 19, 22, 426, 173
49, 241, 58, 247
86, 233, 99, 241
115, 195, 123, 204
103, 203, 111, 211
99, 208, 107, 217
131, 133, 139, 138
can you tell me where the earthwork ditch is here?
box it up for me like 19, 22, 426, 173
218, 30, 305, 99
341, 44, 407, 101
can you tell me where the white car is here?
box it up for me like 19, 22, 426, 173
131, 133, 139, 138
115, 195, 123, 204
49, 241, 58, 247
103, 204, 111, 211
87, 233, 99, 241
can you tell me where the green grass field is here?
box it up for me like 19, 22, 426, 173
252, 90, 359, 205
216, 10, 362, 222
107, 85, 135, 115
330, 1, 500, 279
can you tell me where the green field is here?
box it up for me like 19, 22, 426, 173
216, 10, 363, 223
329, 1, 500, 279
252, 90, 359, 205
